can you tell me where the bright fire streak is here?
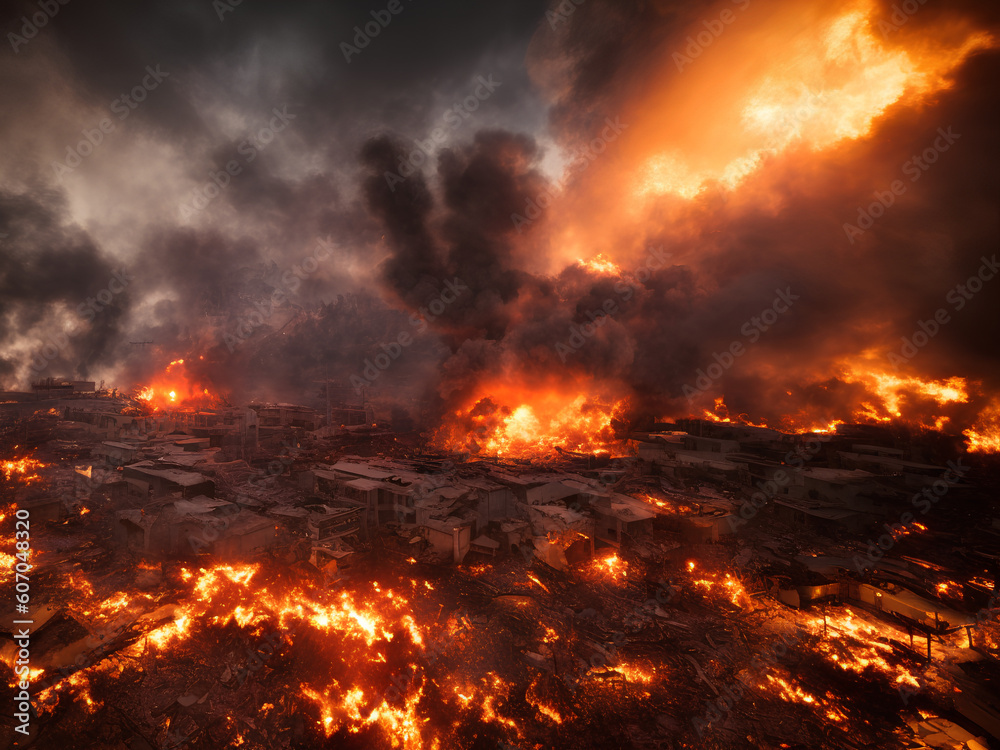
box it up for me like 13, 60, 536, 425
842, 370, 968, 418
765, 674, 816, 704
2, 455, 46, 483
577, 254, 622, 276
635, 0, 994, 199
704, 366, 968, 432
701, 397, 770, 428
526, 573, 550, 593
808, 608, 921, 688
526, 676, 563, 724
965, 398, 1000, 454
809, 420, 844, 434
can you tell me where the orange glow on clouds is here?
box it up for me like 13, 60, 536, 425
632, 0, 994, 200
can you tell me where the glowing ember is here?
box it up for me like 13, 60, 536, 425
690, 571, 750, 608
0, 552, 19, 585
589, 552, 628, 582
640, 494, 696, 514
808, 608, 921, 688
1, 455, 46, 484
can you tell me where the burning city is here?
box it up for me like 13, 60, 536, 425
1, 0, 999, 748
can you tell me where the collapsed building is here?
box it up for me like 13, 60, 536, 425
3, 397, 1000, 749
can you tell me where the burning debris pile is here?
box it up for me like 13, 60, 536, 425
0, 387, 998, 750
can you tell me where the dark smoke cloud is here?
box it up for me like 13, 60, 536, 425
0, 189, 123, 381
365, 0, 998, 435
1, 0, 996, 442
0, 0, 546, 402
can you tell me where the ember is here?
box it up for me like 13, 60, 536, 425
1, 455, 46, 484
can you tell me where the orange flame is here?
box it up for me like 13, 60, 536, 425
964, 398, 1000, 454
136, 358, 217, 411
699, 368, 973, 436
632, 0, 994, 201
1, 455, 46, 484
433, 386, 624, 457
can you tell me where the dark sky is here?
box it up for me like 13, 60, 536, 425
0, 0, 997, 441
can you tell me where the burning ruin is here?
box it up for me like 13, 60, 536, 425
1, 0, 999, 748
2, 377, 1000, 748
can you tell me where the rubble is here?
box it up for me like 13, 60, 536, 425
1, 395, 1000, 749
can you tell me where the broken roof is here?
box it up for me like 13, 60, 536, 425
801, 467, 877, 484
100, 441, 143, 451
773, 499, 861, 520
525, 481, 581, 505
124, 461, 209, 486
173, 497, 233, 515
327, 461, 395, 480
344, 478, 384, 492
603, 499, 656, 522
